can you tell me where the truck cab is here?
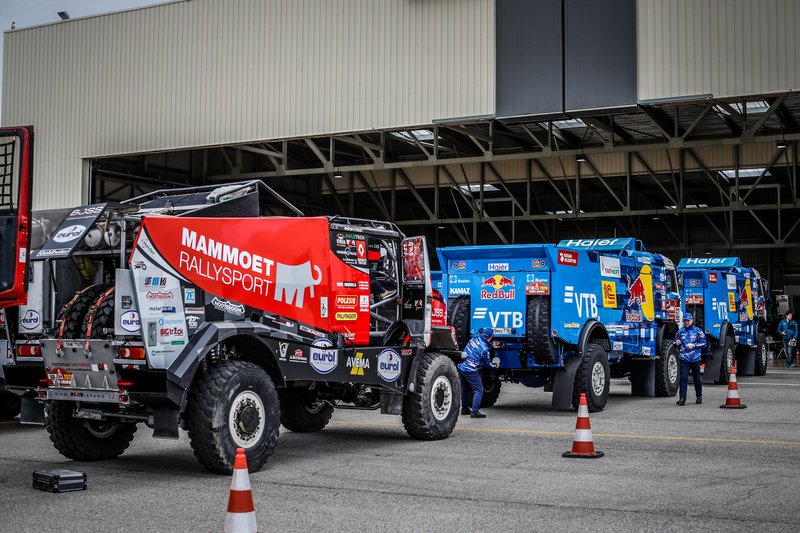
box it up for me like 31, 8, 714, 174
677, 257, 769, 382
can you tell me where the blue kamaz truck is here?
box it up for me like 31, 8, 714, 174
677, 257, 769, 382
438, 238, 683, 411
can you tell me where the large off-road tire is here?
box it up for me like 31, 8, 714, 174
689, 304, 705, 331
0, 392, 21, 419
402, 352, 460, 440
656, 340, 680, 397
448, 296, 471, 349
754, 333, 768, 376
717, 335, 736, 384
45, 401, 137, 461
82, 287, 115, 338
279, 389, 334, 433
186, 360, 280, 474
572, 343, 610, 412
57, 284, 109, 339
526, 297, 558, 364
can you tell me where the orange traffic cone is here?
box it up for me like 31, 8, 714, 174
720, 363, 747, 409
224, 448, 259, 533
563, 393, 604, 458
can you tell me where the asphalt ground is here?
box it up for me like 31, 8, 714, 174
1, 363, 799, 533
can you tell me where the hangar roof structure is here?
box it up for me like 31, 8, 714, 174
2, 0, 800, 285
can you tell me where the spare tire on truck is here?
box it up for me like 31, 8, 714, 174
82, 287, 116, 338
526, 296, 558, 364
57, 283, 110, 339
447, 295, 471, 349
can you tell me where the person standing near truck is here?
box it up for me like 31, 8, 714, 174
458, 328, 498, 418
674, 313, 707, 406
778, 311, 799, 367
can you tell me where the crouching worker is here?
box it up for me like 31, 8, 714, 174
458, 328, 499, 418
674, 313, 707, 406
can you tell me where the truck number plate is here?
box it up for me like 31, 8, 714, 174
47, 389, 118, 403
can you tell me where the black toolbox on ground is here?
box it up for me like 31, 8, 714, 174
32, 469, 87, 493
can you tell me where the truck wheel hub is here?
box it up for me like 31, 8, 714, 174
430, 375, 452, 421
229, 391, 264, 447
591, 362, 606, 396
84, 420, 118, 438
668, 353, 678, 382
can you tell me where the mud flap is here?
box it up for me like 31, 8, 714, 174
381, 389, 403, 415
152, 410, 179, 439
630, 359, 656, 397
702, 346, 724, 384
20, 397, 45, 425
736, 345, 756, 376
551, 356, 581, 410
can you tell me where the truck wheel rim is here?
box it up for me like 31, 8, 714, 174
430, 375, 452, 421
229, 391, 264, 448
84, 420, 118, 438
668, 353, 678, 383
304, 401, 325, 414
591, 362, 606, 396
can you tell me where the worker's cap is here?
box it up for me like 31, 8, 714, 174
683, 312, 693, 321
482, 328, 494, 338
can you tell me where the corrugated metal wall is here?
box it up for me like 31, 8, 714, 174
637, 0, 800, 101
1, 0, 495, 209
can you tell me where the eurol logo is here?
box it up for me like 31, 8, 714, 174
480, 274, 515, 299
377, 349, 401, 382
20, 310, 41, 330
557, 249, 579, 266
53, 224, 86, 243
120, 311, 141, 333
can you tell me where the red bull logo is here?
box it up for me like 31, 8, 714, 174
626, 274, 647, 306
739, 284, 750, 312
481, 274, 516, 299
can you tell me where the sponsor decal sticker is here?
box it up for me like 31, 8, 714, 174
642, 346, 651, 355
708, 272, 718, 284
624, 310, 643, 322
53, 224, 87, 243
602, 280, 617, 308
377, 349, 401, 382
120, 311, 141, 333
146, 291, 174, 300
309, 338, 337, 374
185, 306, 205, 314
211, 297, 245, 316
557, 249, 578, 266
600, 256, 621, 278
278, 343, 289, 360
336, 295, 358, 308
184, 288, 196, 304
144, 277, 168, 287
47, 368, 74, 388
401, 348, 413, 356
487, 263, 509, 271
186, 315, 201, 329
612, 341, 623, 351
525, 282, 550, 296
335, 312, 358, 321
480, 274, 516, 300
727, 275, 737, 290
728, 292, 737, 312
20, 310, 41, 330
347, 352, 370, 375
563, 322, 581, 329
289, 348, 307, 363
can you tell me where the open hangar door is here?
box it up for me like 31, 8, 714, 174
87, 94, 800, 294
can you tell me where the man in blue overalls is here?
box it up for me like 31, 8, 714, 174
458, 328, 498, 418
674, 313, 707, 406
778, 311, 798, 367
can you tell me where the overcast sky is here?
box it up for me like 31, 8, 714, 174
0, 1, 166, 119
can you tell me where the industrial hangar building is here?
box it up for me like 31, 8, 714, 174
3, 0, 800, 293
